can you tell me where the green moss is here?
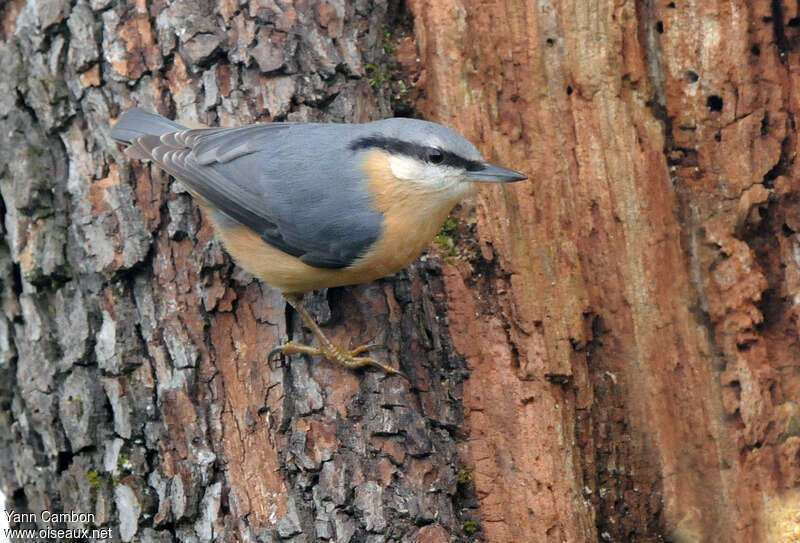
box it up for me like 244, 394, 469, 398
462, 520, 480, 535
434, 235, 458, 257
456, 467, 474, 484
435, 216, 479, 261
434, 217, 460, 256
118, 454, 131, 472
366, 63, 392, 88
440, 217, 458, 236
87, 470, 101, 488
364, 28, 414, 110
382, 29, 396, 56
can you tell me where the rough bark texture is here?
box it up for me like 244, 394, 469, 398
1, 1, 799, 543
404, 0, 800, 542
0, 1, 471, 542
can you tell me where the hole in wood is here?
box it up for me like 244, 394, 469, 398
707, 95, 723, 112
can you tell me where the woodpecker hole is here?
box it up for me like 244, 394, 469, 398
707, 95, 723, 112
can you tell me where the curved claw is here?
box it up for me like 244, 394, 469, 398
363, 358, 409, 381
384, 366, 410, 382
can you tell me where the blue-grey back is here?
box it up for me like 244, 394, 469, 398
111, 109, 482, 270
203, 123, 384, 268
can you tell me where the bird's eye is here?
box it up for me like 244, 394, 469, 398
427, 147, 444, 164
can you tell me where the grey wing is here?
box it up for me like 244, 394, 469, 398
127, 123, 383, 269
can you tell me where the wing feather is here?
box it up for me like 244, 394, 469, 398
123, 116, 382, 269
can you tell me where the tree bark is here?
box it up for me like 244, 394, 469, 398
404, 0, 800, 542
1, 1, 799, 543
1, 1, 473, 542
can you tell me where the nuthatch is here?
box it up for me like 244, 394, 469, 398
111, 108, 526, 377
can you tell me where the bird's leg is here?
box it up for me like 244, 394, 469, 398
269, 293, 407, 379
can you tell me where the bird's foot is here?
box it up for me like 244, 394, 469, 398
268, 341, 407, 380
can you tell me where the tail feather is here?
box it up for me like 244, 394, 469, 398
110, 108, 187, 145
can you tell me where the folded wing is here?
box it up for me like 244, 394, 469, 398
112, 109, 382, 269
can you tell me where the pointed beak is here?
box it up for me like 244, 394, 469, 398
466, 162, 527, 183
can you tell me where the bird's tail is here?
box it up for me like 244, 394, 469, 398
110, 108, 187, 160
110, 108, 186, 145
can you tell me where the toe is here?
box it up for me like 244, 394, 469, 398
349, 343, 386, 357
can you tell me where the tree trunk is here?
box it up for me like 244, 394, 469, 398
404, 0, 800, 541
1, 1, 799, 543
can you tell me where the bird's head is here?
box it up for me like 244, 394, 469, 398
349, 118, 527, 199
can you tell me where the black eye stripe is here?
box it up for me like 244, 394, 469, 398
349, 136, 482, 171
